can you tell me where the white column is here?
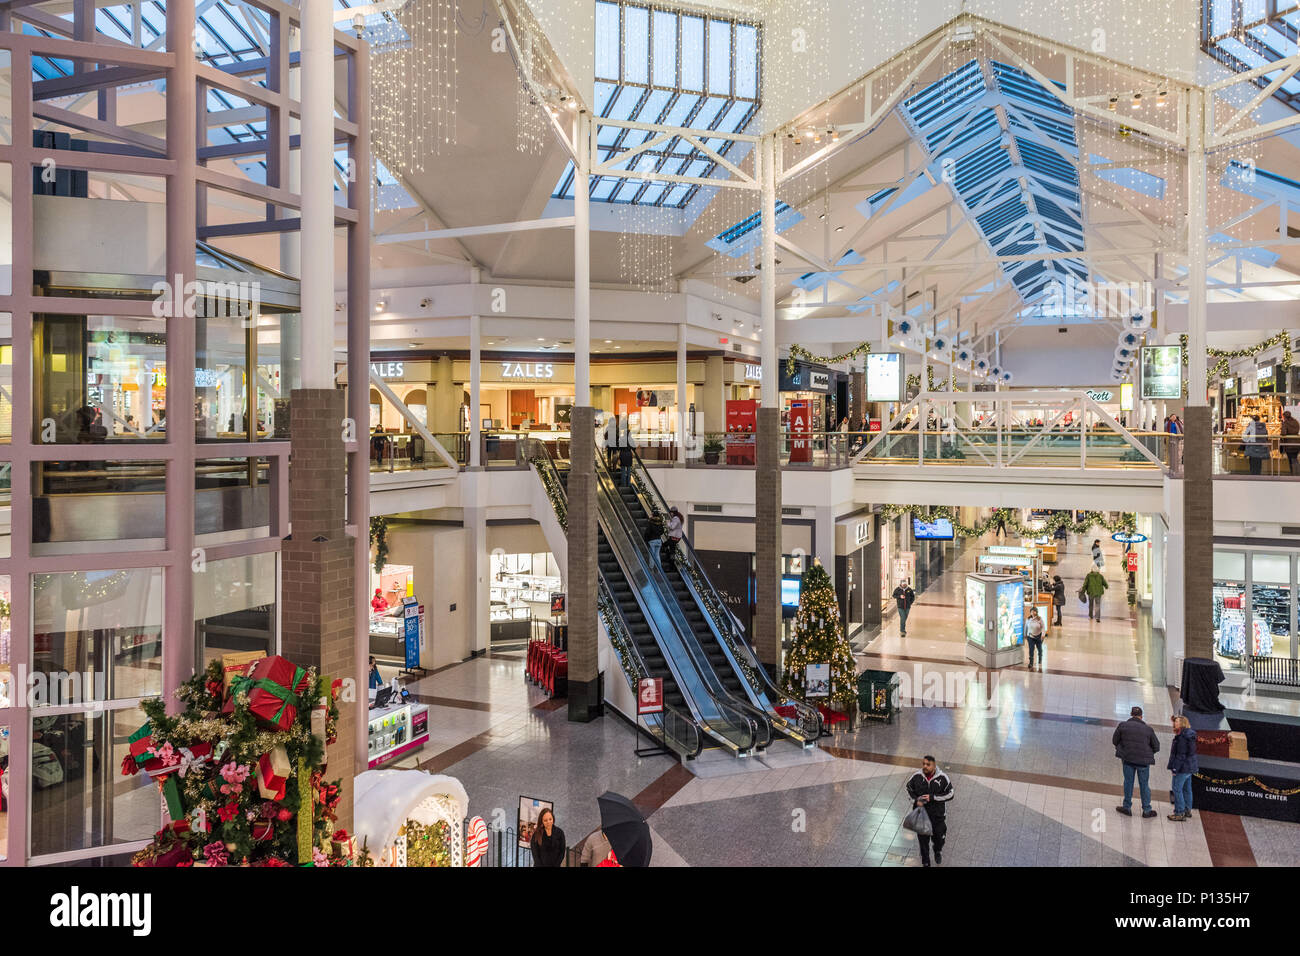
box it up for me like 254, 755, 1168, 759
760, 133, 777, 409
676, 322, 688, 463
1187, 87, 1208, 407
469, 311, 482, 467
300, 0, 335, 388
574, 112, 591, 406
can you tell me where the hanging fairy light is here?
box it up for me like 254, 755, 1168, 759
513, 28, 547, 155
370, 0, 459, 179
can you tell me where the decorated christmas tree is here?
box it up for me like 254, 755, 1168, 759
782, 559, 857, 707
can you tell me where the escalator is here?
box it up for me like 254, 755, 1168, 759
527, 439, 758, 758
617, 448, 823, 746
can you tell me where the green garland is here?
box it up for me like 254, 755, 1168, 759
1178, 331, 1292, 397
369, 516, 390, 575
905, 365, 962, 392
877, 505, 1136, 538
785, 341, 871, 377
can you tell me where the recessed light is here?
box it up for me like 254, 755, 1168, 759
835, 226, 845, 232
604, 339, 612, 344
537, 337, 545, 342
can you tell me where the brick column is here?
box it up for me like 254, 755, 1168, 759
851, 370, 865, 426
755, 407, 782, 672
567, 405, 601, 721
1182, 405, 1213, 659
281, 387, 357, 831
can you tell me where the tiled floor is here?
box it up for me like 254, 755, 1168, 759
385, 535, 1296, 866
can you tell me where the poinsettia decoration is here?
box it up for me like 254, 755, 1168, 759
126, 656, 349, 867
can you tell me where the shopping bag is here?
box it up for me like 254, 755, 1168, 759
1077, 586, 1087, 605
902, 805, 933, 837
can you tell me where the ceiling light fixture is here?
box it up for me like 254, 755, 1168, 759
1156, 90, 1167, 107
1108, 96, 1117, 111
1131, 92, 1142, 109
374, 299, 386, 312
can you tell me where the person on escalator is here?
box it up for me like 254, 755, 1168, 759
618, 443, 634, 487
646, 511, 665, 568
664, 507, 684, 569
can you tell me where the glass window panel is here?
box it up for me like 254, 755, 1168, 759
681, 16, 705, 91
735, 24, 759, 99
594, 1, 621, 80
0, 576, 10, 708
594, 81, 618, 115
652, 11, 677, 88
1213, 550, 1246, 580
663, 93, 699, 127
195, 457, 270, 537
716, 98, 751, 133
591, 178, 619, 200
31, 569, 163, 707
1252, 552, 1291, 584
664, 184, 690, 206
29, 705, 157, 859
693, 95, 728, 129
707, 20, 732, 95
0, 312, 10, 443
32, 460, 166, 554
639, 182, 668, 204
609, 86, 641, 121
255, 312, 297, 439
35, 314, 166, 444
622, 5, 649, 85
195, 552, 276, 669
640, 87, 673, 122
0, 164, 9, 297
196, 310, 250, 440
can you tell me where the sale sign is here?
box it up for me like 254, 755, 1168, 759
637, 677, 664, 715
1126, 552, 1138, 573
789, 400, 812, 463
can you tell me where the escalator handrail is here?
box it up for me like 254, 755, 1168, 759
525, 439, 703, 760
628, 448, 824, 743
591, 456, 762, 753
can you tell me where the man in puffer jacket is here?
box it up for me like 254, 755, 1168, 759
1112, 705, 1160, 818
1167, 715, 1199, 821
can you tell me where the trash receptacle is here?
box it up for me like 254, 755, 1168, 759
857, 669, 900, 724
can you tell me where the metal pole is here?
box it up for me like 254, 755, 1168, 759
470, 307, 482, 468
676, 323, 688, 464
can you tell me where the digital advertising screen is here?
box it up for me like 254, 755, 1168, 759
996, 579, 1025, 649
866, 352, 903, 402
1141, 345, 1182, 400
913, 517, 954, 540
781, 575, 801, 608
965, 577, 986, 647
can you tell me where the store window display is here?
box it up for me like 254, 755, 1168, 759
1212, 551, 1250, 662
1251, 553, 1290, 660
490, 551, 560, 644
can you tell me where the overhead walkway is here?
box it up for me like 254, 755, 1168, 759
852, 390, 1170, 513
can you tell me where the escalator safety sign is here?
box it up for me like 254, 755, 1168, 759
638, 678, 664, 715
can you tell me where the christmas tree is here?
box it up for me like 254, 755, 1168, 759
782, 559, 857, 707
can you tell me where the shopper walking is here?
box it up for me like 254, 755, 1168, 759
617, 442, 634, 487
529, 807, 567, 867
906, 755, 955, 867
893, 579, 916, 637
1282, 410, 1300, 475
1243, 415, 1270, 476
1051, 574, 1066, 626
604, 414, 621, 471
1090, 538, 1103, 568
1112, 706, 1160, 818
1083, 566, 1108, 622
1025, 605, 1046, 670
1167, 714, 1199, 822
645, 510, 665, 569
1166, 414, 1184, 476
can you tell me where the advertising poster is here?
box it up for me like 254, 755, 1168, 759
637, 677, 664, 715
1141, 345, 1182, 399
996, 579, 1025, 649
866, 353, 903, 402
402, 596, 421, 670
805, 663, 830, 698
517, 796, 555, 849
965, 577, 986, 647
1120, 382, 1134, 412
725, 399, 757, 465
789, 399, 812, 463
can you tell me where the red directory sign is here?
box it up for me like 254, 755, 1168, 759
637, 677, 664, 715
789, 400, 812, 463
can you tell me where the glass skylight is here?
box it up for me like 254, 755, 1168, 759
553, 0, 762, 209
1203, 0, 1300, 110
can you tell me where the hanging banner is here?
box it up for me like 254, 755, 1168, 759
402, 596, 421, 671
725, 399, 757, 465
789, 400, 812, 463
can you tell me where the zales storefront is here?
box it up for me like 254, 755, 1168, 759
835, 512, 877, 641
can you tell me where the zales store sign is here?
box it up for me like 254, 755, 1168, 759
500, 361, 555, 380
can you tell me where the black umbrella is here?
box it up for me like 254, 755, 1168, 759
596, 791, 652, 867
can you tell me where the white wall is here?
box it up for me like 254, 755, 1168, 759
1001, 324, 1122, 387
386, 523, 469, 669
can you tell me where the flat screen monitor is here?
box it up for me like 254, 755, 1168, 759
781, 575, 801, 608
866, 353, 903, 402
913, 517, 954, 540
1141, 345, 1182, 399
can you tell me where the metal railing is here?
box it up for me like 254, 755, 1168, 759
472, 826, 579, 867
1212, 435, 1300, 478
852, 390, 1167, 471
368, 431, 460, 473
627, 447, 823, 745
1250, 654, 1300, 687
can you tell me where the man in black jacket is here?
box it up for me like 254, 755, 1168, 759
893, 580, 916, 637
1112, 706, 1160, 818
906, 755, 954, 866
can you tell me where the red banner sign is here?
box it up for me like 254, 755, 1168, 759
725, 399, 757, 465
1127, 552, 1138, 573
637, 677, 664, 715
789, 400, 812, 463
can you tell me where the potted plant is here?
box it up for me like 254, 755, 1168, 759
703, 436, 724, 465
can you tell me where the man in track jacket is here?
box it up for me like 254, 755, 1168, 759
906, 755, 955, 866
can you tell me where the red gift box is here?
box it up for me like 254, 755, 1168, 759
231, 656, 312, 731
257, 746, 290, 801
